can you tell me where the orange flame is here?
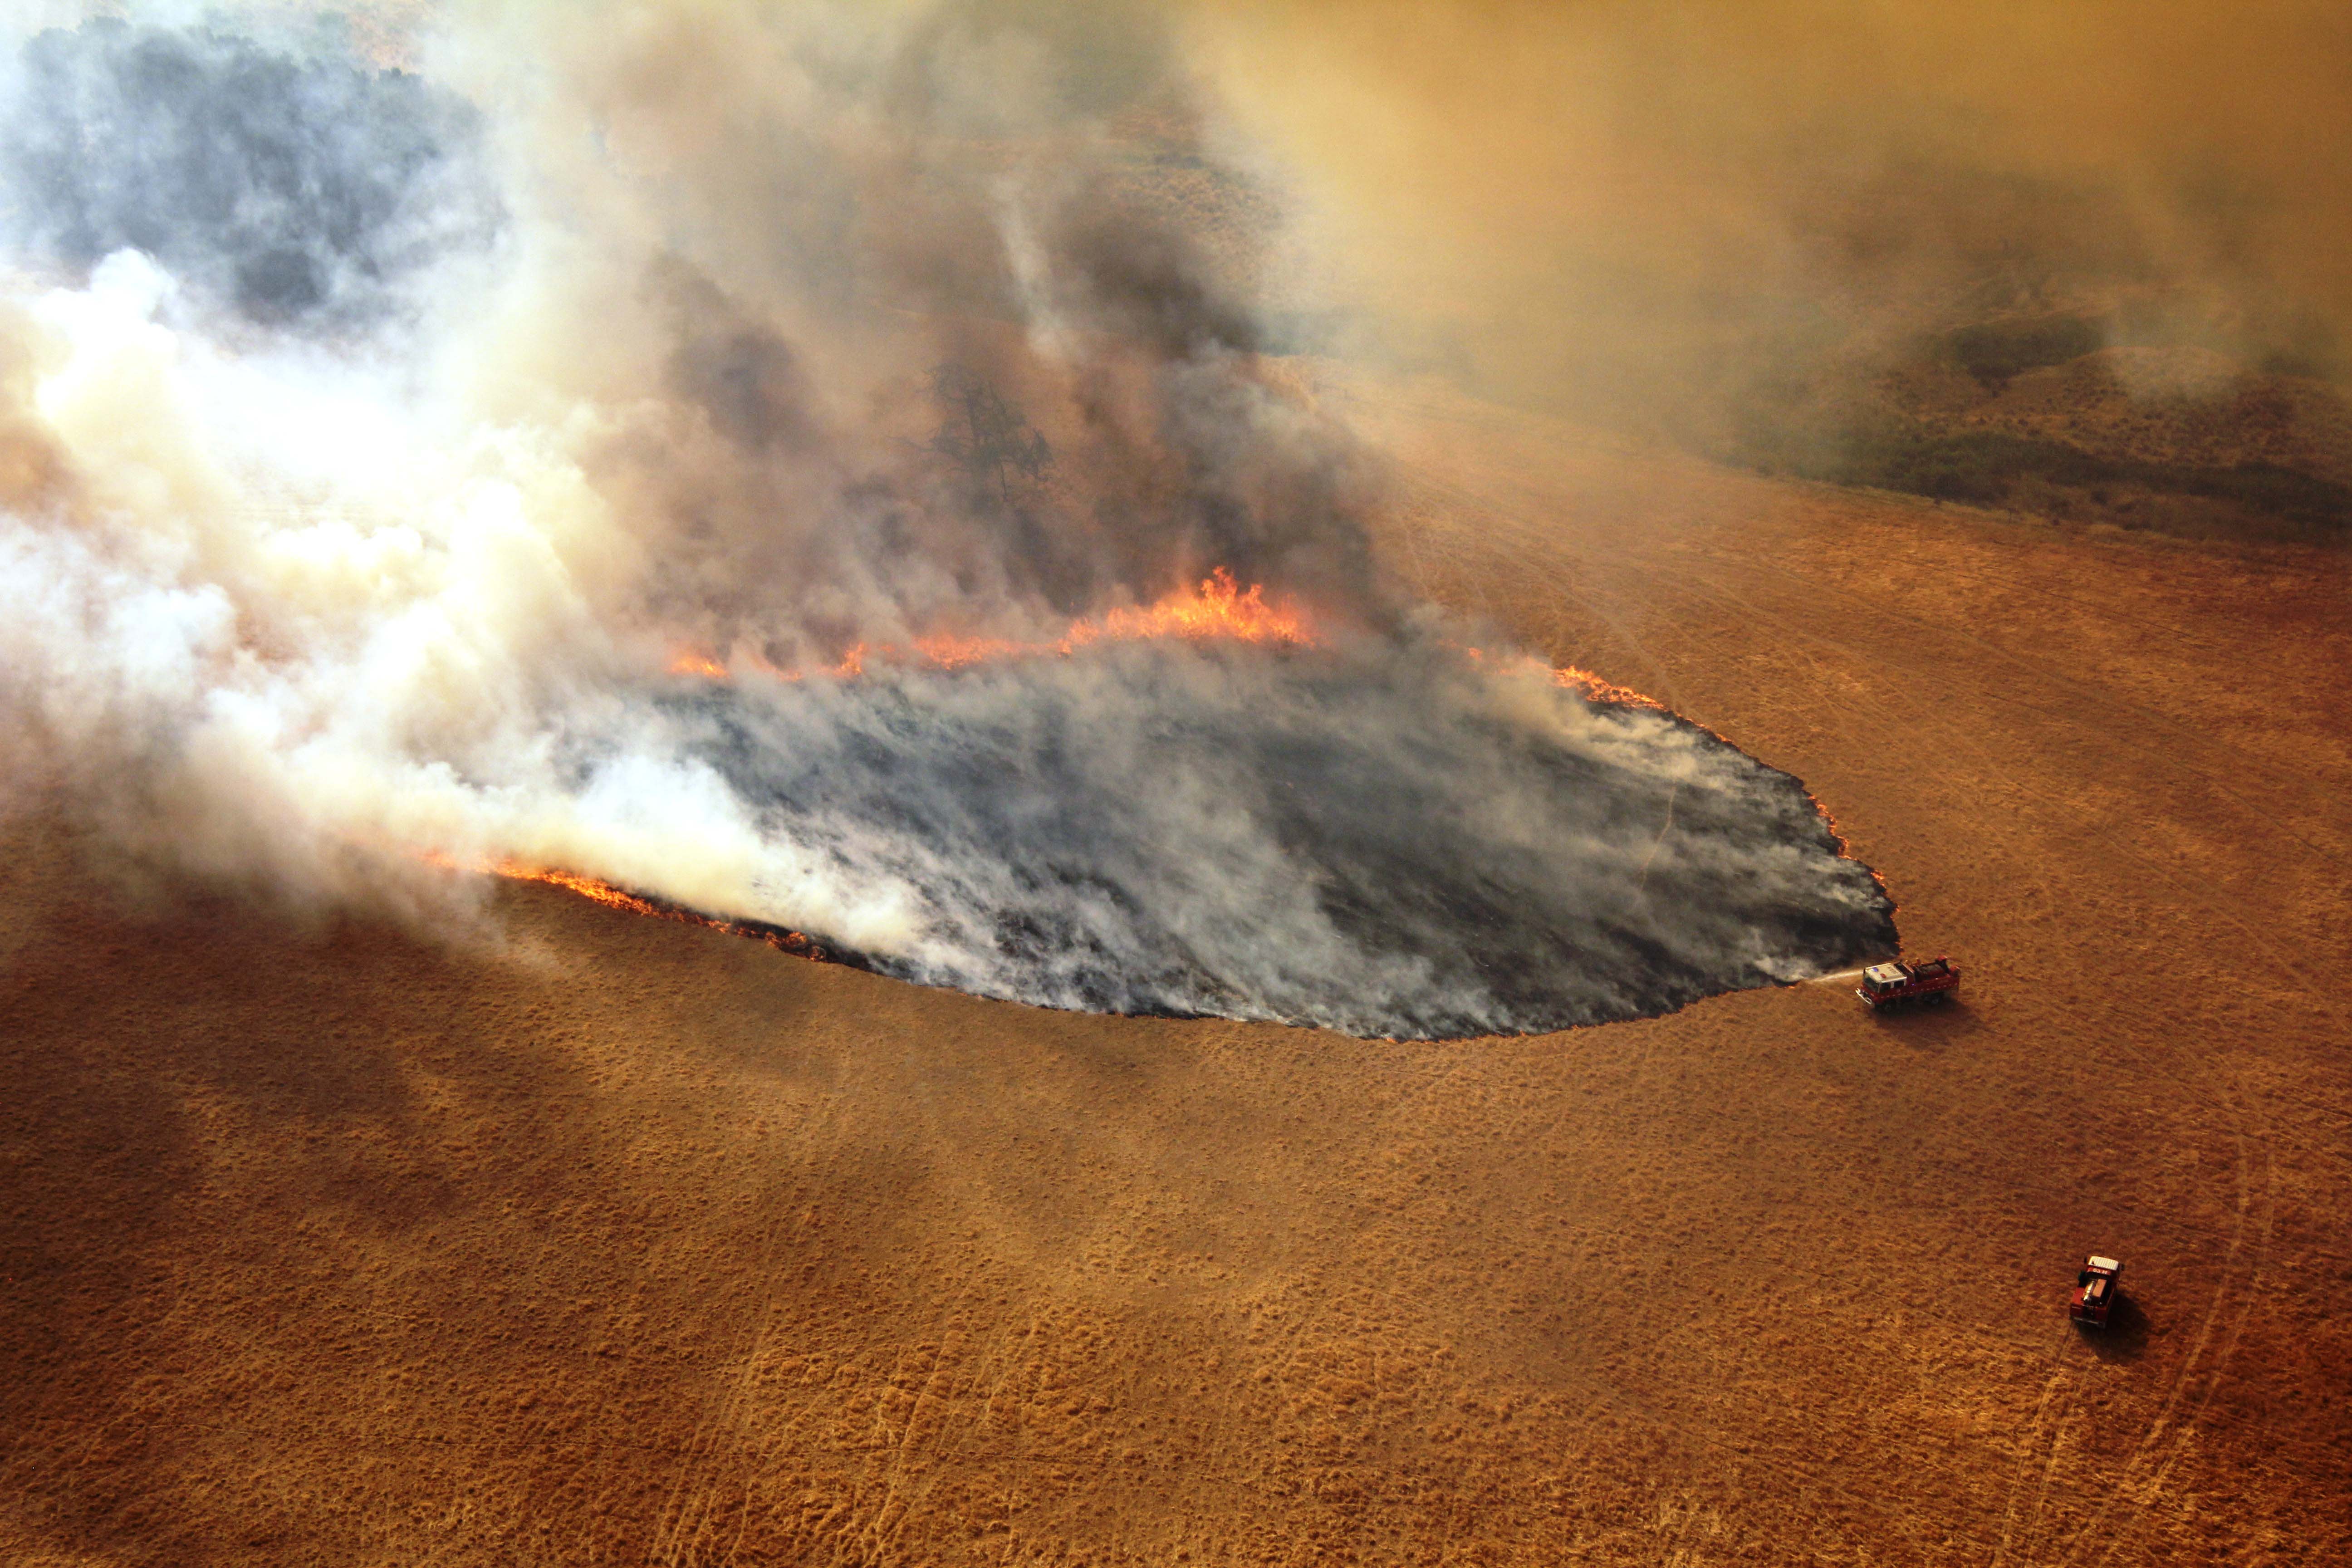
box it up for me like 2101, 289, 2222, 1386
909, 632, 1036, 670
671, 574, 1666, 720
1456, 641, 1668, 711
1551, 664, 1667, 711
424, 852, 833, 961
1058, 568, 1310, 652
666, 568, 1313, 683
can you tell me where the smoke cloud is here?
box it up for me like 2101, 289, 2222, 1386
3, 17, 499, 328
0, 2, 1894, 1038
1193, 1, 2352, 510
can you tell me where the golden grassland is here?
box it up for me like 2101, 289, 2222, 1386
3, 374, 2346, 1564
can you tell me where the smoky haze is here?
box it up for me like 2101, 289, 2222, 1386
0, 1, 1898, 1037
1193, 1, 2352, 513
2, 18, 500, 328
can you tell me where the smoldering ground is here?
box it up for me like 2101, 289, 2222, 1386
671, 642, 1891, 1039
0, 3, 1894, 1038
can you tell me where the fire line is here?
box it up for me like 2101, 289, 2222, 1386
665, 567, 1313, 684
422, 852, 840, 965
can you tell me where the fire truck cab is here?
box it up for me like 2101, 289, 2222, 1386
2072, 1255, 2123, 1328
1857, 956, 1960, 1010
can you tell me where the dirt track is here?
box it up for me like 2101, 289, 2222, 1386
4, 376, 2347, 1565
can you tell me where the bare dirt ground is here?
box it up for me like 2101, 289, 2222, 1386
4, 374, 2347, 1566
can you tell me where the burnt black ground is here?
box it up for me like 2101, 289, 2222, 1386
659, 636, 1896, 1038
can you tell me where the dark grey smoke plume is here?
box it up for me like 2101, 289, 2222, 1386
0, 4, 1899, 1040
0, 18, 499, 328
1196, 4, 2352, 538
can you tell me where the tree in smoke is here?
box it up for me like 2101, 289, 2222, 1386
926, 365, 1053, 511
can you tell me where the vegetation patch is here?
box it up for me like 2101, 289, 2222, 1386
1940, 313, 2108, 385
1820, 425, 2352, 537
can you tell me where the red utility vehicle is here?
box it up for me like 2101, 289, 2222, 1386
1856, 956, 1960, 1010
2072, 1255, 2124, 1328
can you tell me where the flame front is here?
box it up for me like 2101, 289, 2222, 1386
666, 567, 1314, 684
1058, 568, 1310, 652
424, 852, 833, 961
665, 650, 728, 679
670, 576, 1676, 714
1551, 665, 1666, 710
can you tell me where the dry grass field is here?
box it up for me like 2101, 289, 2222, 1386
4, 373, 2347, 1565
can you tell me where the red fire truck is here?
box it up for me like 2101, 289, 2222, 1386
2071, 1255, 2124, 1328
1856, 956, 1960, 1010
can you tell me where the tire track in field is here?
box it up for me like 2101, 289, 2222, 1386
1990, 1336, 2078, 1568
1376, 436, 2299, 1565
1576, 524, 2291, 1568
1650, 541, 2298, 1565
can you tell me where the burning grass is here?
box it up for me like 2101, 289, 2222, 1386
426, 853, 839, 965
667, 568, 1313, 685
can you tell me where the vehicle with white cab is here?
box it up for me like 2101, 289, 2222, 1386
2071, 1255, 2124, 1328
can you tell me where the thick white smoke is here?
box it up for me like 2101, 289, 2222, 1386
0, 3, 1893, 1038
0, 242, 901, 941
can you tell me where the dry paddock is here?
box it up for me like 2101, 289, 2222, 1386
3, 373, 2347, 1565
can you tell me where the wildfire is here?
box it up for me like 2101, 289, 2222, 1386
906, 632, 1032, 670
1058, 568, 1310, 651
665, 650, 728, 679
1551, 664, 1667, 711
423, 852, 835, 962
664, 568, 1313, 684
1457, 641, 1669, 711
663, 570, 1678, 724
